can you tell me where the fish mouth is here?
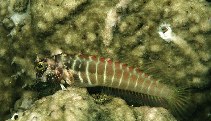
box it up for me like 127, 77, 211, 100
36, 72, 47, 82
36, 76, 47, 83
36, 66, 60, 83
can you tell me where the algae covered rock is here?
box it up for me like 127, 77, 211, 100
7, 87, 176, 121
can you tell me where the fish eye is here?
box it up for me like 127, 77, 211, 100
36, 62, 46, 71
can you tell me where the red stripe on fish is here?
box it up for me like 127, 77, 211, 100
75, 55, 163, 98
35, 53, 190, 119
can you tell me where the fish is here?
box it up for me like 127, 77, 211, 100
35, 53, 190, 118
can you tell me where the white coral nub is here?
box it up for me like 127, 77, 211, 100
158, 23, 174, 42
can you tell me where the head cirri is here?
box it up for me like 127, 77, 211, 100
34, 56, 62, 83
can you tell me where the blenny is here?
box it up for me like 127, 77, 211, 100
35, 53, 190, 118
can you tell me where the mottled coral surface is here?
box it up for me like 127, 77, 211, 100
0, 0, 211, 120
6, 87, 177, 121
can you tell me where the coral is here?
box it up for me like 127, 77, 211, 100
13, 0, 29, 12
114, 0, 211, 88
31, 0, 88, 34
0, 0, 210, 120
6, 87, 176, 121
0, 1, 9, 21
134, 106, 177, 121
102, 0, 132, 46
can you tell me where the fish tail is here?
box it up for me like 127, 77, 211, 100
166, 87, 192, 120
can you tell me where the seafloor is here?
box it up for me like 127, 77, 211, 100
0, 0, 211, 121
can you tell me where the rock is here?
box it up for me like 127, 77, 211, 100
134, 106, 177, 121
6, 87, 177, 121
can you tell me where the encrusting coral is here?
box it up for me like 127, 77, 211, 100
0, 0, 210, 120
6, 87, 177, 121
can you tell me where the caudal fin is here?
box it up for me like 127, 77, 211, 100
167, 87, 193, 120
